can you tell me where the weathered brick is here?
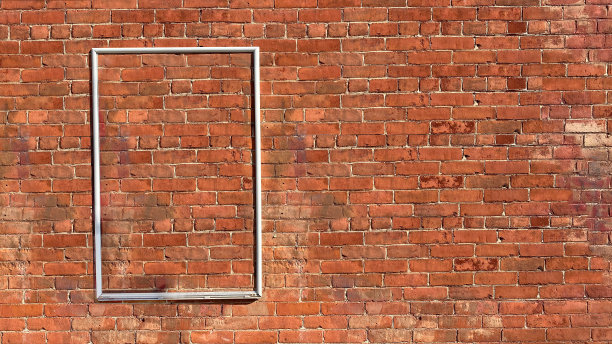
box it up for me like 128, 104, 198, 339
0, 2, 610, 342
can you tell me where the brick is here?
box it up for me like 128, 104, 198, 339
92, 0, 136, 8
298, 9, 341, 22
430, 273, 473, 286
388, 8, 431, 21
410, 259, 452, 272
156, 9, 200, 22
431, 37, 474, 50
112, 9, 154, 22
22, 68, 64, 82
496, 286, 539, 299
502, 329, 545, 342
44, 262, 86, 275
368, 329, 411, 343
143, 262, 186, 274
0, 305, 43, 317
21, 41, 64, 54
22, 10, 65, 24
2, 333, 46, 343
548, 328, 590, 341
479, 7, 521, 20
121, 67, 164, 81
387, 38, 429, 51
298, 66, 341, 80
321, 261, 362, 273
66, 9, 110, 23
433, 8, 476, 21
455, 258, 498, 271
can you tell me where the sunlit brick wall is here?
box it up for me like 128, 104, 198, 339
0, 0, 611, 343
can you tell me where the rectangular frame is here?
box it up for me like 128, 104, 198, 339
91, 47, 261, 301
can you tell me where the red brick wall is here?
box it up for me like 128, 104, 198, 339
1, 0, 611, 343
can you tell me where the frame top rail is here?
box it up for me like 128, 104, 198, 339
92, 47, 259, 54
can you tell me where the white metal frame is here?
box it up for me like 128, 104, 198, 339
91, 47, 262, 301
